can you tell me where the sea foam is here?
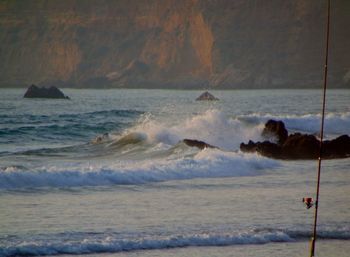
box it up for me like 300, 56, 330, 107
4, 109, 349, 190
1, 228, 349, 257
121, 109, 264, 150
0, 149, 278, 189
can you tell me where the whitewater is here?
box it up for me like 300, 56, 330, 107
0, 89, 349, 257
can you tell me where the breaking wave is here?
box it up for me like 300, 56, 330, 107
0, 150, 278, 189
117, 109, 264, 150
1, 228, 349, 257
2, 109, 349, 190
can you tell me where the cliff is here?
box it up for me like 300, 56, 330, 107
0, 0, 349, 89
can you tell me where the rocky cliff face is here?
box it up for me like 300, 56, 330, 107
0, 0, 349, 88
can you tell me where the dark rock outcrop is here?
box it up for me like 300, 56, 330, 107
183, 139, 217, 149
323, 135, 350, 158
281, 133, 320, 159
24, 84, 69, 99
196, 91, 219, 101
262, 119, 288, 144
240, 120, 350, 159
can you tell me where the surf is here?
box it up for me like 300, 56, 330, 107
1, 227, 349, 257
1, 107, 349, 190
0, 149, 279, 190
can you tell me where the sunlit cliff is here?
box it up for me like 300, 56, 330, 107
0, 0, 349, 88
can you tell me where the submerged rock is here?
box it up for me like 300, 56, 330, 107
24, 84, 70, 99
91, 133, 110, 144
183, 139, 217, 149
240, 120, 350, 159
196, 91, 219, 101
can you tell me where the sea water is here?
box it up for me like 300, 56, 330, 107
0, 89, 349, 257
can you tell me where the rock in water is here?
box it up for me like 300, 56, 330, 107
281, 133, 320, 159
323, 135, 350, 158
196, 91, 219, 101
240, 119, 350, 159
24, 84, 70, 99
183, 139, 217, 149
262, 119, 288, 144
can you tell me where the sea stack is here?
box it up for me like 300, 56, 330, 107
196, 91, 219, 101
24, 84, 70, 99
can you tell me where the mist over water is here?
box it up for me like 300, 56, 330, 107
0, 89, 349, 257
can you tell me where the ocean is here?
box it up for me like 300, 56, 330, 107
0, 88, 349, 257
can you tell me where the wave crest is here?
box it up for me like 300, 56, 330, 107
1, 228, 349, 257
0, 150, 278, 189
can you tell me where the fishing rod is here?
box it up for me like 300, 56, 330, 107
309, 0, 331, 256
